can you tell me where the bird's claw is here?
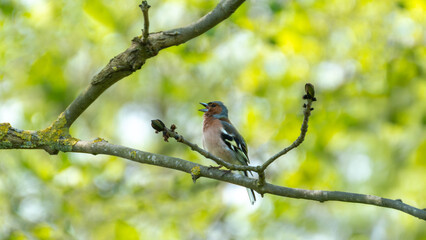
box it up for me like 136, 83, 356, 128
208, 165, 222, 170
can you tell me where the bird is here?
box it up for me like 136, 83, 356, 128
199, 101, 256, 204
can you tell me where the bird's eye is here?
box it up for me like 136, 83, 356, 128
211, 104, 216, 107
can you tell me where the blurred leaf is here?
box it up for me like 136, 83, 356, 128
115, 220, 139, 240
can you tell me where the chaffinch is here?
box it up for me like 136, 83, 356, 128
199, 101, 256, 205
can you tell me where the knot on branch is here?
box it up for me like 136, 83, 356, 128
191, 166, 201, 183
130, 37, 158, 69
257, 172, 266, 188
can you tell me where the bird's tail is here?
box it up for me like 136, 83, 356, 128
243, 171, 256, 205
246, 187, 256, 205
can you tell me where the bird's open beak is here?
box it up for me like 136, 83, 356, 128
199, 102, 208, 112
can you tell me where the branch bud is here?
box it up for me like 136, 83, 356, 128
151, 119, 165, 132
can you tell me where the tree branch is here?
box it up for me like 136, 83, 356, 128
261, 98, 313, 171
62, 0, 246, 128
262, 84, 317, 171
261, 184, 426, 221
1, 123, 425, 220
151, 83, 317, 189
0, 114, 79, 155
150, 120, 258, 172
1, 0, 424, 222
69, 140, 426, 221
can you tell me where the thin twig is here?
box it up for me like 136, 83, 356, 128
260, 98, 313, 171
151, 120, 258, 172
152, 84, 316, 187
139, 1, 151, 43
257, 84, 316, 186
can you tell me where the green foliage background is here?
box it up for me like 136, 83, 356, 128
1, 0, 425, 239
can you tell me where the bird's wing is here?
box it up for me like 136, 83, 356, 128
220, 120, 249, 165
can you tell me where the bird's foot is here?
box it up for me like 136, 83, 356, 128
208, 165, 223, 170
220, 169, 233, 175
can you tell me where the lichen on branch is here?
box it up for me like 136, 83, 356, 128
0, 113, 79, 154
36, 112, 79, 152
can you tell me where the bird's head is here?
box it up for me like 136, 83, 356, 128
199, 101, 228, 119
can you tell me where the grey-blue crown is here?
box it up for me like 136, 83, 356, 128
210, 101, 228, 118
